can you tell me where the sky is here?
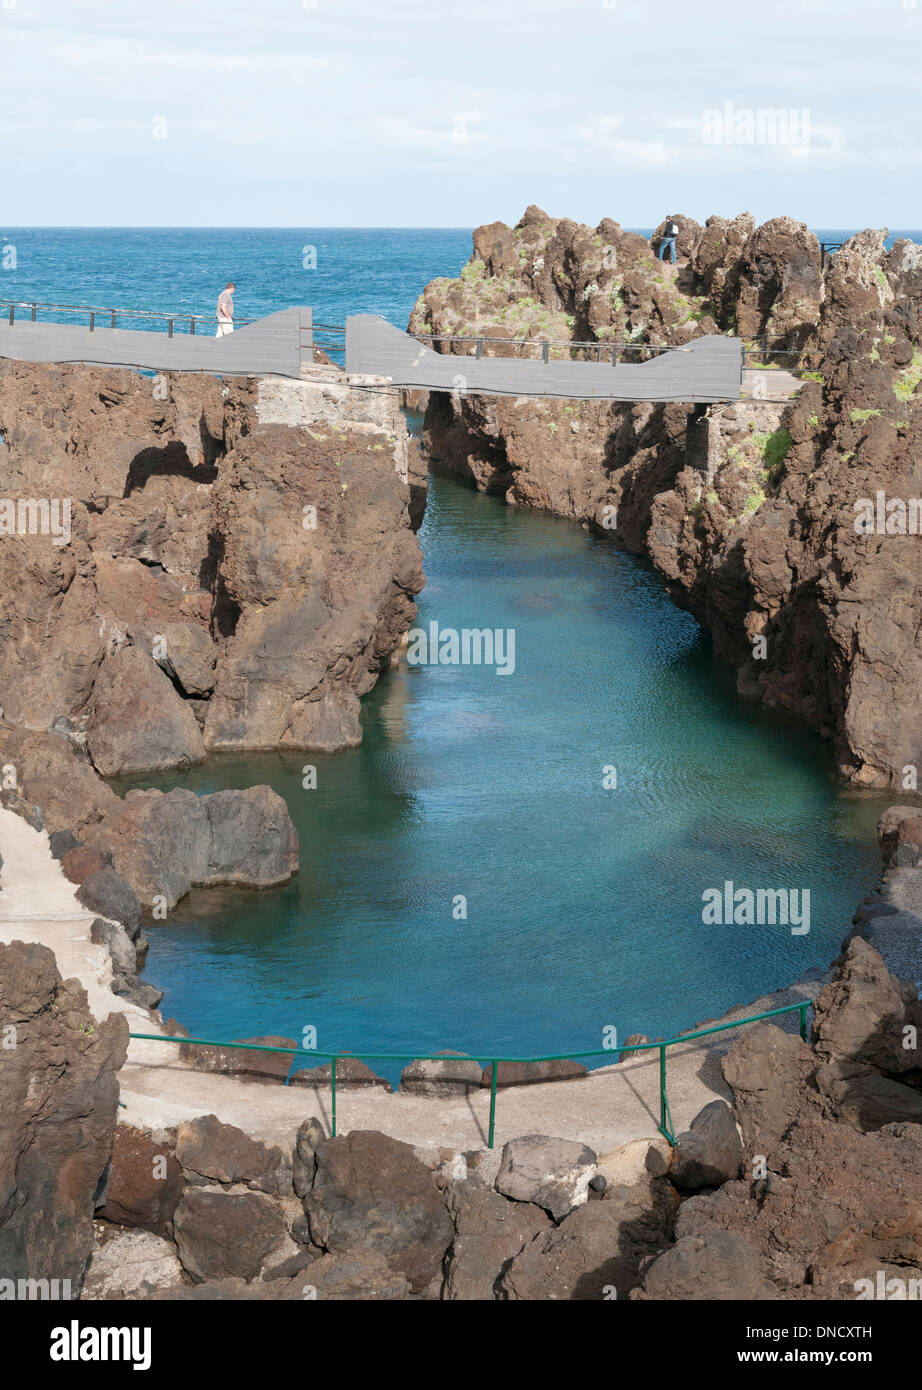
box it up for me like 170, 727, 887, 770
2, 0, 920, 228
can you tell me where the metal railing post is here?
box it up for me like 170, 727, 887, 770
168, 318, 174, 338
89, 312, 95, 332
541, 341, 549, 364
190, 316, 196, 336
475, 337, 484, 359
799, 1002, 808, 1040
8, 305, 13, 325
488, 1061, 498, 1149
110, 311, 116, 329
330, 1055, 337, 1137
659, 1044, 667, 1135
30, 304, 36, 322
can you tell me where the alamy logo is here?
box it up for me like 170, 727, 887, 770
406, 621, 516, 675
0, 497, 72, 547
0, 1277, 71, 1299
50, 1320, 151, 1371
701, 100, 811, 153
855, 1270, 922, 1300
702, 880, 810, 935
854, 491, 922, 535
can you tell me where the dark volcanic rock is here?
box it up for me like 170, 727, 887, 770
445, 1186, 550, 1300
412, 209, 922, 787
87, 783, 300, 909
178, 1035, 298, 1084
172, 1188, 289, 1283
480, 1059, 587, 1088
85, 644, 206, 776
61, 844, 113, 884
175, 1114, 289, 1195
96, 1125, 184, 1235
634, 1230, 778, 1301
0, 941, 128, 1292
670, 1099, 743, 1192
76, 866, 142, 936
303, 1130, 453, 1293
501, 1177, 676, 1300
400, 1051, 481, 1096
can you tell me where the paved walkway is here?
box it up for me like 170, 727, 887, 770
0, 807, 819, 1155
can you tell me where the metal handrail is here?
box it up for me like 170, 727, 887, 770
128, 998, 810, 1151
414, 330, 678, 353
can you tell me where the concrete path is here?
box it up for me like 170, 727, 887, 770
0, 806, 817, 1156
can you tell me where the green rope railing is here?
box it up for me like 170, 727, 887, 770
129, 998, 810, 1150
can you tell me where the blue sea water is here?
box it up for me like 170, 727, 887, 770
2, 226, 904, 1072
1, 227, 918, 336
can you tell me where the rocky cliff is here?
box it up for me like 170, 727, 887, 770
0, 361, 424, 907
0, 361, 423, 771
412, 207, 922, 787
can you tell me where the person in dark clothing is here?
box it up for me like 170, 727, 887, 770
657, 217, 679, 264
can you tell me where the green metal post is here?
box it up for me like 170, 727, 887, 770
659, 1044, 667, 1136
331, 1056, 337, 1138
799, 1003, 807, 1041
488, 1061, 498, 1149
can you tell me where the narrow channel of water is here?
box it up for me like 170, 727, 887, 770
119, 474, 889, 1080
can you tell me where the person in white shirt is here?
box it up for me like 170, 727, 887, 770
216, 282, 235, 336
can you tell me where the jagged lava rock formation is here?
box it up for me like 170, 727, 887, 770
411, 207, 922, 786
0, 362, 423, 902
0, 362, 423, 768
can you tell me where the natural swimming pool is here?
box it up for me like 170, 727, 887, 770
120, 473, 888, 1082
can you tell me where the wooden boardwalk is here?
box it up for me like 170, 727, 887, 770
0, 307, 312, 379
0, 301, 748, 402
345, 314, 745, 403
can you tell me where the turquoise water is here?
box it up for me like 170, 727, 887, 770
120, 475, 888, 1079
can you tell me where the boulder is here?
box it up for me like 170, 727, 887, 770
292, 1118, 326, 1198
90, 916, 137, 981
85, 644, 206, 776
60, 844, 113, 884
596, 1137, 671, 1188
495, 1135, 597, 1222
82, 1230, 185, 1300
721, 1023, 814, 1153
172, 1188, 290, 1283
75, 867, 142, 936
634, 1231, 778, 1300
303, 1130, 453, 1293
444, 1186, 550, 1300
49, 829, 83, 860
175, 1115, 290, 1195
670, 1100, 742, 1192
178, 1035, 297, 1084
812, 937, 922, 1079
0, 941, 127, 1292
96, 1125, 184, 1234
502, 1178, 676, 1300
878, 805, 922, 862
618, 1033, 651, 1062
88, 784, 300, 909
400, 1051, 482, 1097
291, 1058, 391, 1091
736, 217, 822, 342
480, 1059, 586, 1088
